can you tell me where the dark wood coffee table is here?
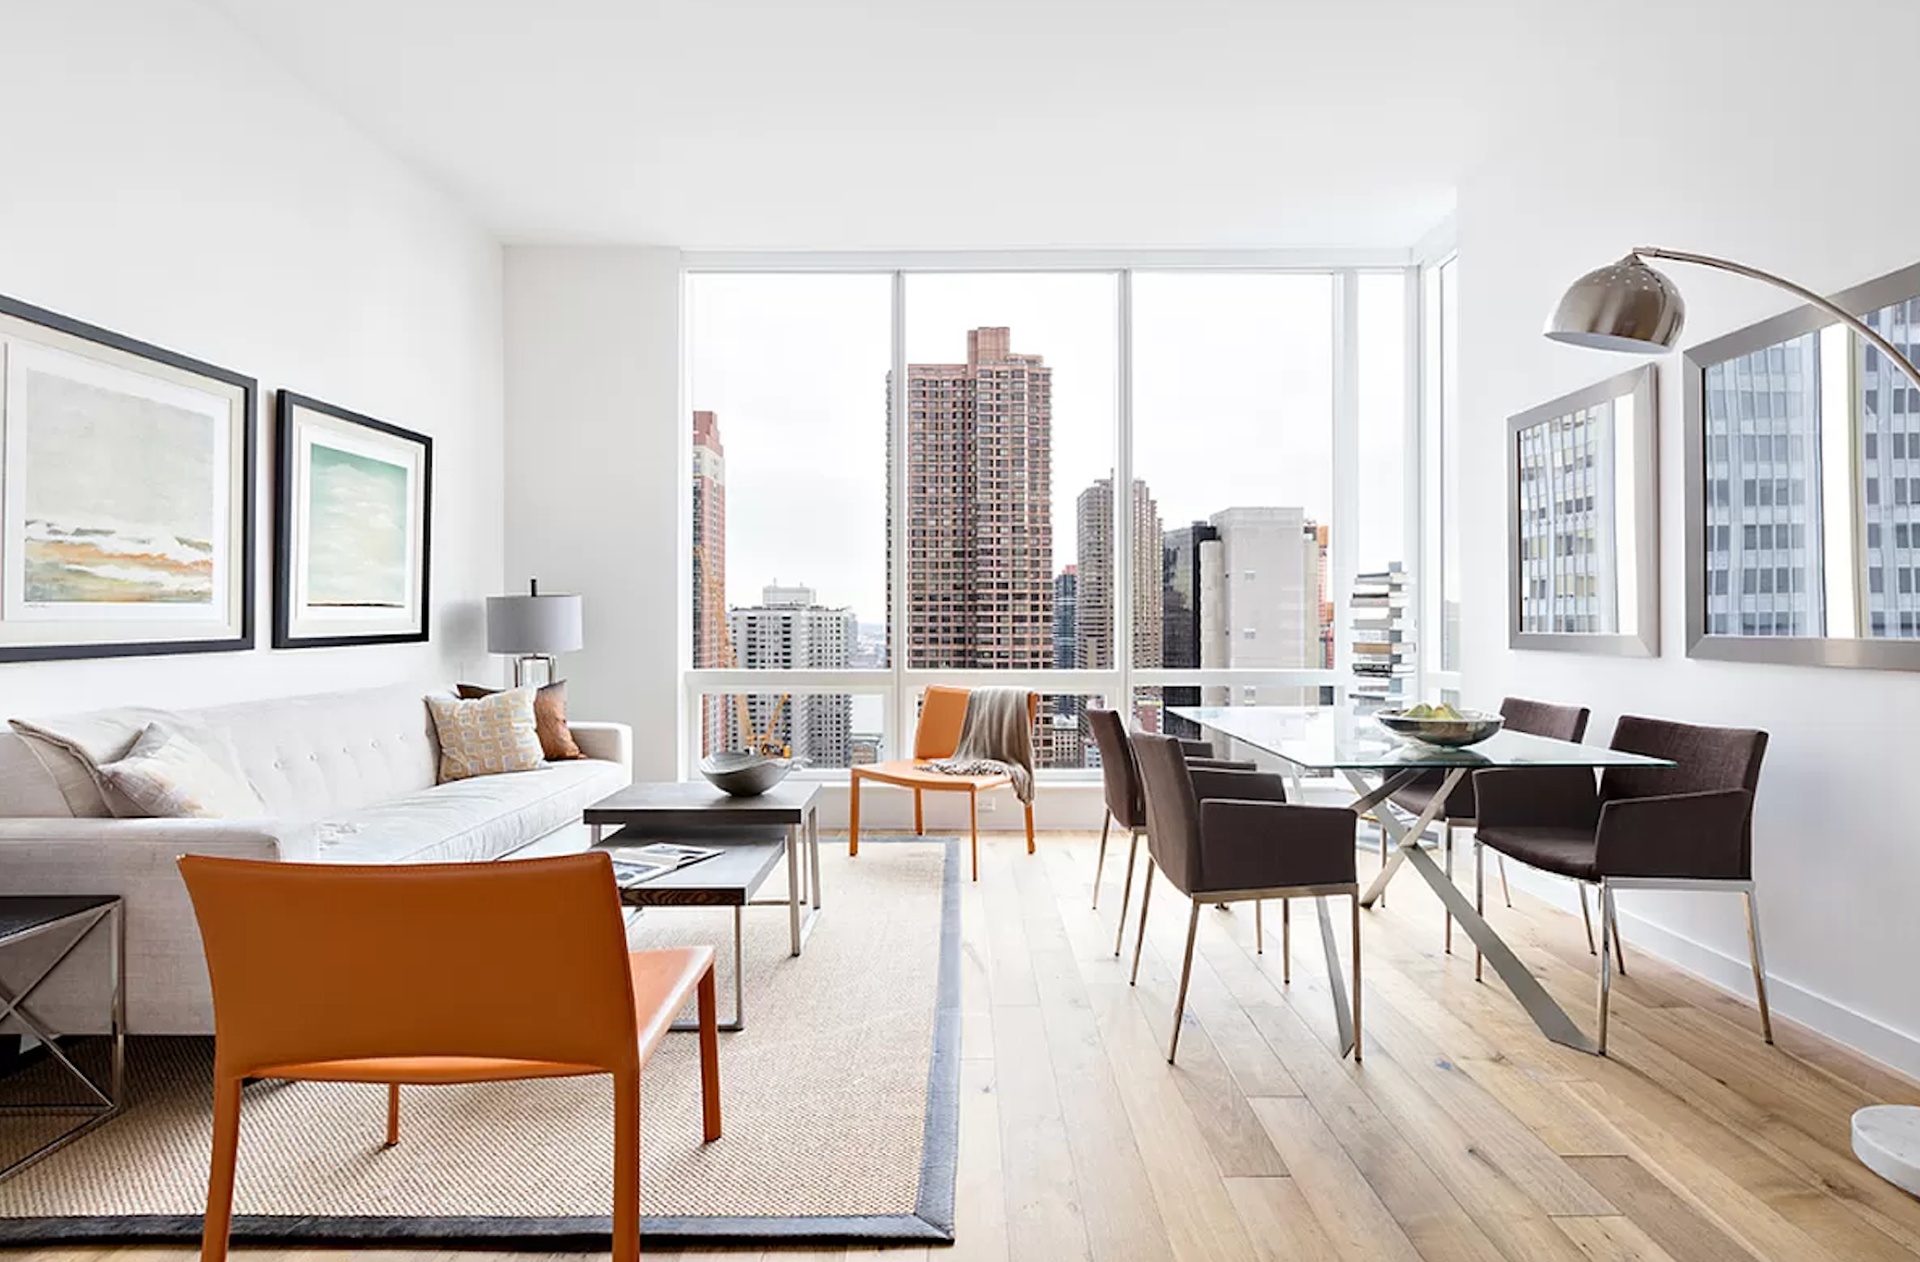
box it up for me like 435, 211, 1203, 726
583, 782, 821, 1031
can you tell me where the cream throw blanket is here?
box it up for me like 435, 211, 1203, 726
927, 687, 1036, 803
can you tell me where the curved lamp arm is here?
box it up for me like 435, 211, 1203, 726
1637, 246, 1920, 392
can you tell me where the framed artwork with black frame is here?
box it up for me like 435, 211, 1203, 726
273, 391, 431, 648
0, 292, 255, 662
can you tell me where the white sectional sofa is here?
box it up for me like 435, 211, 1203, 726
0, 684, 631, 1034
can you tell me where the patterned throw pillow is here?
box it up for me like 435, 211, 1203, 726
455, 680, 586, 760
427, 687, 546, 783
95, 723, 267, 819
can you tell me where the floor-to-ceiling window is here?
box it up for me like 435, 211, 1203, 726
685, 259, 1435, 776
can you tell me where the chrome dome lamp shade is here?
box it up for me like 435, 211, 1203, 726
1544, 253, 1686, 353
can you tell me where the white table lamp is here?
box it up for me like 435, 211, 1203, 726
486, 578, 583, 687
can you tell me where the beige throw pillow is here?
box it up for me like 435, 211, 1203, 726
95, 723, 267, 819
427, 687, 545, 783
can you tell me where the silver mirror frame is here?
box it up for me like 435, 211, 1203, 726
1507, 364, 1660, 657
1684, 258, 1920, 670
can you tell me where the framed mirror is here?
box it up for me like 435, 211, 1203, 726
1684, 259, 1920, 668
1507, 364, 1659, 656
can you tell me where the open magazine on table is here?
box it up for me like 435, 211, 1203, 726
607, 841, 724, 887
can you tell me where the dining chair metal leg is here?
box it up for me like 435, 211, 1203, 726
1499, 855, 1513, 908
1168, 901, 1203, 1063
1350, 892, 1364, 1062
1744, 885, 1774, 1045
1130, 859, 1156, 985
1281, 898, 1291, 984
1092, 811, 1113, 909
1113, 830, 1141, 957
1378, 820, 1389, 909
1255, 899, 1264, 954
1443, 819, 1455, 955
1579, 883, 1596, 954
1596, 881, 1616, 1055
1474, 841, 1485, 982
1609, 898, 1628, 975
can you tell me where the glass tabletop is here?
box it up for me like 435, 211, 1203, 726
1168, 705, 1675, 772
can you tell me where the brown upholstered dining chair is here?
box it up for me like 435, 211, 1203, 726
1131, 734, 1362, 1063
1085, 707, 1253, 955
1472, 715, 1770, 1054
1384, 697, 1593, 952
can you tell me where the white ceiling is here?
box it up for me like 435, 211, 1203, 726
202, 0, 1840, 252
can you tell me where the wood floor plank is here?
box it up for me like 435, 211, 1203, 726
1551, 1215, 1685, 1262
1222, 1175, 1344, 1262
950, 1057, 1013, 1262
1246, 1097, 1428, 1262
1565, 1155, 1763, 1262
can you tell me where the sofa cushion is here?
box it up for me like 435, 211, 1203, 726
207, 686, 442, 821
427, 688, 545, 783
96, 723, 268, 819
284, 757, 627, 866
10, 711, 252, 818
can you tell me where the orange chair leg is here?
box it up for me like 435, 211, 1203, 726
969, 791, 980, 882
201, 1074, 243, 1262
612, 1068, 641, 1262
914, 788, 925, 835
385, 1083, 400, 1146
697, 966, 723, 1143
848, 773, 862, 857
1024, 798, 1035, 855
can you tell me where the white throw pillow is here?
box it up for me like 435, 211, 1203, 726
95, 723, 267, 819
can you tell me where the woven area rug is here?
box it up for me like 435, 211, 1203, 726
0, 837, 960, 1247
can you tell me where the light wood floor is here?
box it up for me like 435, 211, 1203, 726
14, 831, 1920, 1262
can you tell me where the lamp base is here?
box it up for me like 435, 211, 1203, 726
511, 655, 557, 688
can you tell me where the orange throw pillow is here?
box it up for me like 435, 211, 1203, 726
456, 680, 587, 761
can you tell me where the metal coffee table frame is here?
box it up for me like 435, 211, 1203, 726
0, 896, 125, 1181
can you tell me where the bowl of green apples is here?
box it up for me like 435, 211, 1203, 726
1376, 702, 1504, 748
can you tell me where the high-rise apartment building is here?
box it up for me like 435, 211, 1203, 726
1515, 402, 1620, 635
1862, 296, 1920, 638
1161, 521, 1219, 736
1053, 565, 1078, 668
1702, 334, 1822, 637
729, 582, 854, 767
1075, 476, 1163, 670
888, 327, 1054, 670
1200, 506, 1326, 705
692, 410, 729, 750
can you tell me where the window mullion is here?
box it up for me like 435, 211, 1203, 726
1115, 268, 1135, 715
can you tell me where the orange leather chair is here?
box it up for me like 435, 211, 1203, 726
177, 852, 720, 1262
847, 685, 1037, 881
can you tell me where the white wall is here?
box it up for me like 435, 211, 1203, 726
1456, 3, 1920, 1072
502, 247, 684, 779
0, 0, 505, 716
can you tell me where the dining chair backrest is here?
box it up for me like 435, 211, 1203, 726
1600, 716, 1769, 866
1133, 733, 1206, 895
1086, 707, 1145, 829
1500, 697, 1591, 743
178, 852, 640, 1080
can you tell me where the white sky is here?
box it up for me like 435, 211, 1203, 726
688, 271, 1408, 629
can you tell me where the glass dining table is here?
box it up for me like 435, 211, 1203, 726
1168, 704, 1674, 1053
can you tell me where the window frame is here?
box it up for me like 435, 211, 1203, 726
681, 250, 1437, 778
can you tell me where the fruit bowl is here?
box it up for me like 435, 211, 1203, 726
699, 751, 794, 796
1375, 708, 1505, 748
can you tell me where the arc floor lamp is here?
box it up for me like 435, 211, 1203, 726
1545, 246, 1920, 1198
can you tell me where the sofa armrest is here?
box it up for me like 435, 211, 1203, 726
568, 721, 632, 779
0, 816, 284, 856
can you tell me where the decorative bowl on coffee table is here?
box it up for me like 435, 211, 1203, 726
699, 751, 794, 796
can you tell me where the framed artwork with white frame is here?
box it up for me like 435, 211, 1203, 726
273, 391, 431, 648
0, 292, 255, 662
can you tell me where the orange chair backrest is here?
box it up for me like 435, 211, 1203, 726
912, 686, 1041, 761
178, 852, 639, 1078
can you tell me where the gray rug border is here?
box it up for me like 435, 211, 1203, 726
0, 834, 964, 1248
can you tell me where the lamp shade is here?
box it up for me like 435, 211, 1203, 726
486, 593, 583, 655
1545, 254, 1687, 353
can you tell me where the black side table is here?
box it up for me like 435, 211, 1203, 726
0, 895, 125, 1181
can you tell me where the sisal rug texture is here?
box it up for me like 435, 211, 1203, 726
0, 837, 959, 1246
